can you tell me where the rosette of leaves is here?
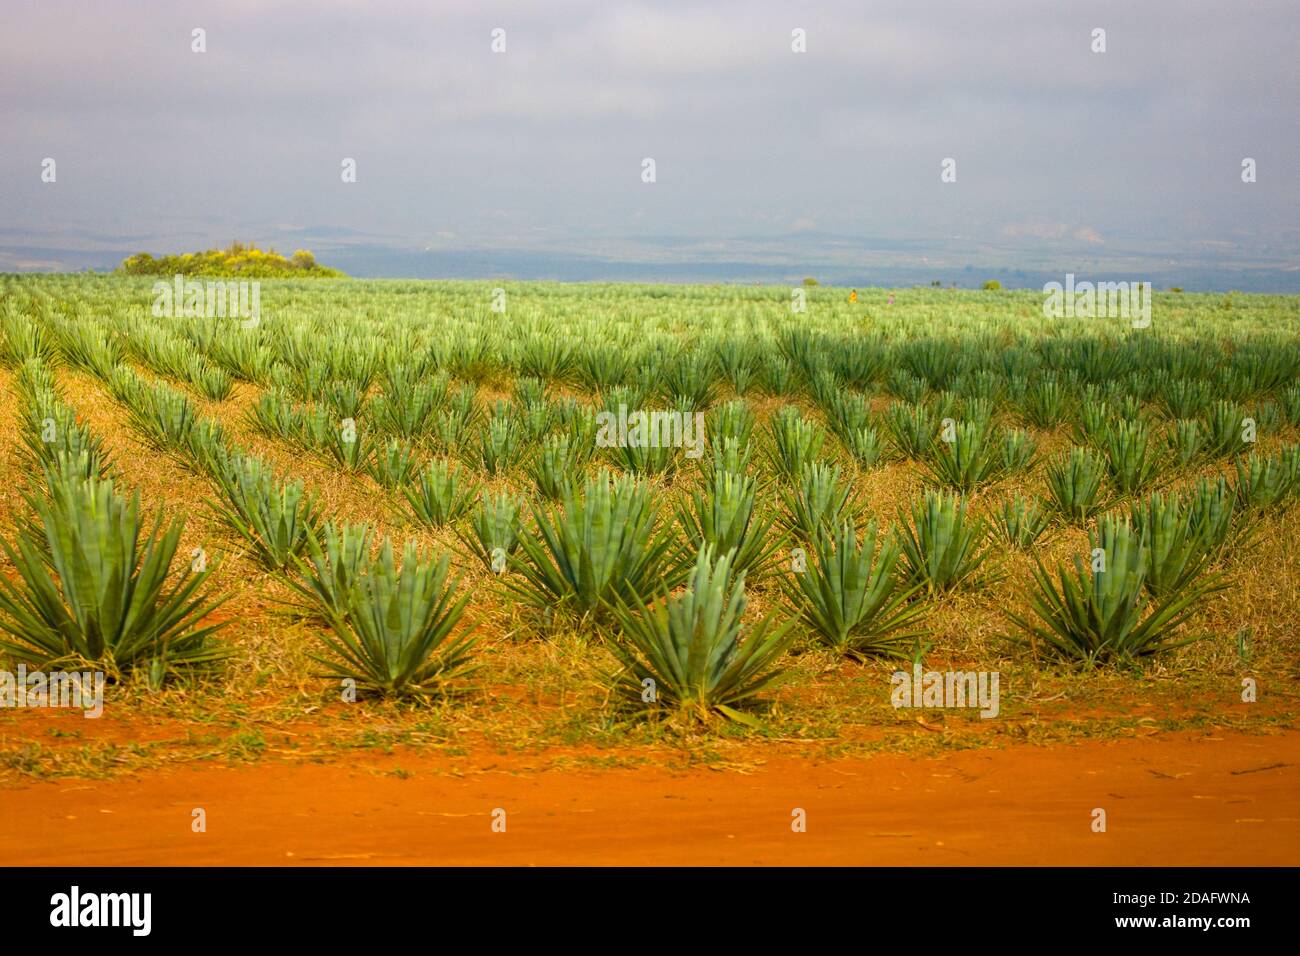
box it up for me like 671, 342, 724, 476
1007, 515, 1225, 665
208, 453, 320, 570
765, 405, 825, 480
506, 470, 683, 616
402, 459, 477, 528
288, 521, 374, 620
780, 460, 854, 540
458, 491, 525, 572
896, 490, 993, 594
1045, 446, 1108, 523
783, 519, 926, 660
609, 545, 794, 724
1101, 419, 1162, 495
366, 438, 421, 490
992, 493, 1050, 549
312, 539, 476, 699
677, 469, 781, 579
0, 470, 226, 683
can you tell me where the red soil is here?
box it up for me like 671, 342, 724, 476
3, 729, 1297, 866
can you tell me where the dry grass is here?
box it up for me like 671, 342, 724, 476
2, 354, 1298, 783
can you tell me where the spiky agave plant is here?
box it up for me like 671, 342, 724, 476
760, 354, 796, 396
1000, 427, 1037, 475
209, 332, 273, 384
709, 399, 755, 447
765, 405, 825, 480
783, 520, 926, 660
325, 379, 367, 421
289, 361, 329, 403
606, 409, 680, 477
506, 470, 683, 616
896, 490, 993, 594
837, 334, 888, 389
365, 438, 421, 490
287, 521, 374, 620
993, 493, 1050, 549
844, 424, 884, 468
402, 459, 478, 528
458, 490, 524, 572
185, 419, 232, 481
577, 344, 632, 394
821, 390, 871, 445
886, 369, 927, 404
928, 389, 961, 422
516, 397, 556, 443
0, 312, 57, 367
527, 433, 579, 501
921, 419, 1002, 491
208, 454, 320, 570
609, 545, 794, 723
677, 469, 781, 579
780, 460, 854, 540
0, 470, 226, 682
659, 351, 719, 409
516, 333, 575, 384
1232, 447, 1300, 511
715, 340, 759, 395
1159, 376, 1211, 420
106, 363, 145, 405
697, 436, 753, 481
311, 539, 476, 700
1128, 492, 1223, 597
475, 412, 526, 476
1101, 419, 1162, 495
881, 401, 935, 460
1020, 375, 1070, 428
55, 319, 122, 380
563, 404, 599, 461
371, 378, 444, 440
1007, 515, 1225, 665
1072, 397, 1113, 448
187, 358, 234, 402
434, 384, 481, 453
1200, 400, 1250, 459
1184, 476, 1237, 554
806, 369, 842, 413
299, 409, 371, 472
249, 388, 304, 443
1283, 385, 1300, 428
1045, 446, 1109, 523
1165, 419, 1203, 467
12, 355, 58, 402
20, 392, 113, 479
504, 384, 541, 416
125, 381, 198, 452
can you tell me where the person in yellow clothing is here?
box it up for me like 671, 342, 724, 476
849, 290, 857, 303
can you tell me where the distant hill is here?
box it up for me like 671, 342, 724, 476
119, 242, 345, 278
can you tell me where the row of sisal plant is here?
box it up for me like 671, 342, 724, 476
91, 329, 1299, 717
6, 338, 1275, 718
2, 286, 1298, 720
0, 353, 224, 686
13, 282, 1300, 428
0, 315, 476, 699
265, 448, 1296, 719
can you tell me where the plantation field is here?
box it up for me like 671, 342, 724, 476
1, 274, 1298, 865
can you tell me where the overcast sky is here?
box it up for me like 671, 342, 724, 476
2, 0, 1298, 286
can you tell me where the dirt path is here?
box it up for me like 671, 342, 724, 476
2, 730, 1297, 866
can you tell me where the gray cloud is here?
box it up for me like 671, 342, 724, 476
1, 0, 1296, 287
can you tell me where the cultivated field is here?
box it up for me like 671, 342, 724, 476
0, 275, 1297, 865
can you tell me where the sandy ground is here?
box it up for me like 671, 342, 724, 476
2, 729, 1297, 866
